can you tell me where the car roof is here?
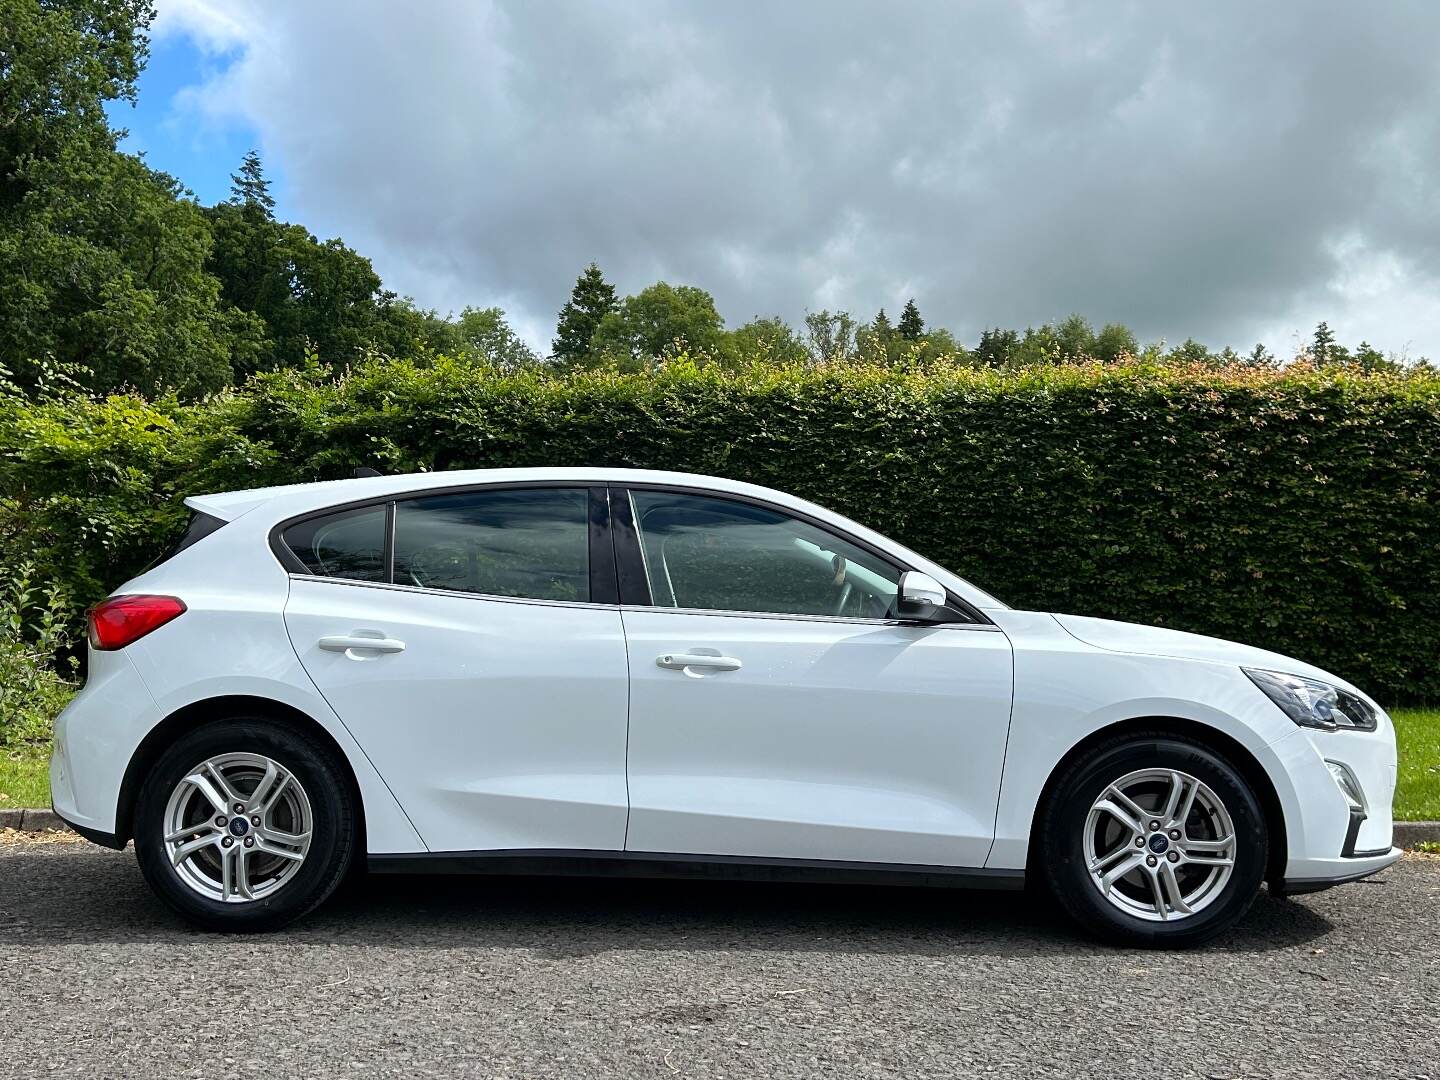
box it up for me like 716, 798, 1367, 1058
185, 467, 816, 522
184, 467, 1009, 612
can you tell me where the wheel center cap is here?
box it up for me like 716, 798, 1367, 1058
228, 817, 250, 837
1147, 833, 1169, 854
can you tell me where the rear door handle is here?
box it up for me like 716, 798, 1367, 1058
656, 653, 742, 672
319, 634, 406, 656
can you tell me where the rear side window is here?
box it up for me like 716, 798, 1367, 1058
393, 488, 589, 602
280, 506, 388, 582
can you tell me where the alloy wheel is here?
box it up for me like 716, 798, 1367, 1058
1083, 768, 1236, 922
162, 752, 313, 903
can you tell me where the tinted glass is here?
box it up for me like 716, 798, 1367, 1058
629, 491, 900, 618
281, 506, 388, 582
394, 488, 589, 602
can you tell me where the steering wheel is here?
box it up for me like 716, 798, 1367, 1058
401, 543, 469, 590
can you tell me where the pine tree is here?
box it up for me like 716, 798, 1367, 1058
553, 263, 619, 365
897, 298, 924, 341
870, 308, 893, 342
1311, 321, 1336, 364
229, 150, 275, 215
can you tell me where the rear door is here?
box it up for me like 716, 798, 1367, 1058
280, 485, 630, 854
614, 485, 1014, 869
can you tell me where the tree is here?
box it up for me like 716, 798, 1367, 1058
1093, 322, 1139, 364
803, 310, 858, 363
897, 299, 924, 341
204, 176, 443, 375
974, 328, 1019, 367
0, 0, 257, 396
728, 317, 808, 366
856, 309, 898, 364
552, 263, 618, 366
451, 306, 540, 370
870, 309, 893, 342
1167, 338, 1217, 366
1050, 314, 1094, 360
0, 0, 151, 194
1311, 322, 1337, 365
590, 282, 726, 369
1243, 343, 1276, 369
228, 149, 274, 215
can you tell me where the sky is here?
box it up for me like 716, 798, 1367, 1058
115, 0, 1440, 359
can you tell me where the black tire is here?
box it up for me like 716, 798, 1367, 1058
133, 718, 357, 932
1038, 732, 1267, 948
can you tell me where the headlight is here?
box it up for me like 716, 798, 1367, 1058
1242, 668, 1378, 732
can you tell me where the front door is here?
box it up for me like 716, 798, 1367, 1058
615, 487, 1014, 869
281, 486, 630, 854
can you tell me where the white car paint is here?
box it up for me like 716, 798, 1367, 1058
50, 467, 1401, 892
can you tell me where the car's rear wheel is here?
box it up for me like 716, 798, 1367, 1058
134, 719, 356, 931
1039, 732, 1267, 947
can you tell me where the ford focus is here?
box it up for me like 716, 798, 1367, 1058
50, 468, 1400, 946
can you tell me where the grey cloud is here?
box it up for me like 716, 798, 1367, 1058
188, 0, 1440, 354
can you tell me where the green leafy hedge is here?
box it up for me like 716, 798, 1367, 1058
5, 356, 1440, 702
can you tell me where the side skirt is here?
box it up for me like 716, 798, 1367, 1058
366, 849, 1026, 891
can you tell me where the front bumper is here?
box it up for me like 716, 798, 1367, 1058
1279, 846, 1403, 895
1268, 706, 1400, 886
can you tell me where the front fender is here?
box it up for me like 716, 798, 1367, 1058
984, 612, 1319, 872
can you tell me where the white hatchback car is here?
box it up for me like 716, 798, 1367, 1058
51, 468, 1400, 945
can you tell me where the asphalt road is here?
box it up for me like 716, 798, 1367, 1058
0, 840, 1436, 1079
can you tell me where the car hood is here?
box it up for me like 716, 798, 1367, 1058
1051, 614, 1358, 692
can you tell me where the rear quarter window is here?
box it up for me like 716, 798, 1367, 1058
280, 506, 389, 582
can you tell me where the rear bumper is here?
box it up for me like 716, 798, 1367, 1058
49, 648, 160, 837
51, 807, 123, 849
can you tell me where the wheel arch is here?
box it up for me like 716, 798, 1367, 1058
115, 695, 366, 850
1025, 715, 1289, 887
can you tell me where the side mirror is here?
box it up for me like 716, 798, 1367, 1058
895, 570, 950, 621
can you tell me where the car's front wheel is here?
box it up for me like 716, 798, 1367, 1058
1039, 732, 1268, 947
134, 718, 356, 931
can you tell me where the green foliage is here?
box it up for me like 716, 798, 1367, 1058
0, 0, 256, 398
0, 561, 77, 751
728, 317, 810, 367
590, 282, 727, 370
5, 359, 1440, 705
0, 0, 151, 179
803, 310, 859, 363
897, 299, 924, 341
552, 263, 619, 366
228, 148, 274, 215
203, 194, 409, 376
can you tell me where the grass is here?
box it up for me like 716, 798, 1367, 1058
0, 748, 50, 809
1, 712, 1437, 820
1392, 708, 1440, 821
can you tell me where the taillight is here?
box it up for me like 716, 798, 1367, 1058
88, 595, 187, 651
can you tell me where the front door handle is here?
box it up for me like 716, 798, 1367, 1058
656, 652, 742, 672
319, 634, 406, 656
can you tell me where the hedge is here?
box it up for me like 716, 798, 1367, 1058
4, 356, 1440, 701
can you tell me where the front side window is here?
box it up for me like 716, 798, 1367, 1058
628, 490, 900, 618
393, 487, 590, 602
281, 506, 388, 582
